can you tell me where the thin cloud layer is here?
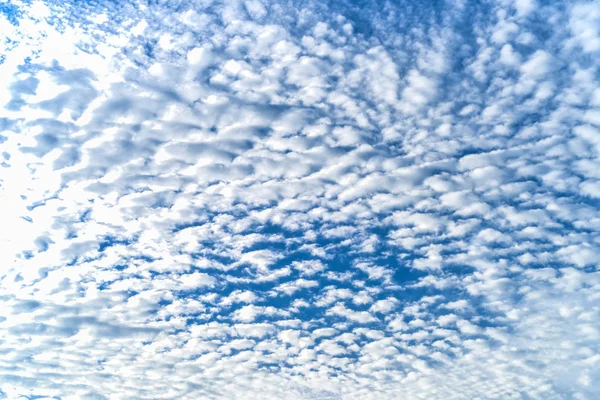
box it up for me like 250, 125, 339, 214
0, 0, 599, 399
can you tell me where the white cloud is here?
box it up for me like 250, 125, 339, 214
0, 0, 599, 398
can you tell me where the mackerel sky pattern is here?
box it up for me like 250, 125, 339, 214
0, 0, 599, 399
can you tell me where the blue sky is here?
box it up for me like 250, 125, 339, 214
0, 0, 599, 399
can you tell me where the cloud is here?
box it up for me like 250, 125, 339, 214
0, 0, 599, 398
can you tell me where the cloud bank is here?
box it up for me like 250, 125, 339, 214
0, 0, 599, 399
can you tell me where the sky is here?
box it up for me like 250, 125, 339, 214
0, 0, 599, 399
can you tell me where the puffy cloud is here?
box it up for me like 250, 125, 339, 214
0, 0, 599, 398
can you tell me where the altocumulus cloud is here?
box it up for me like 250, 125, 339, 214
0, 0, 599, 399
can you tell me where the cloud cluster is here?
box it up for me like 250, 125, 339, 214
0, 0, 599, 399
